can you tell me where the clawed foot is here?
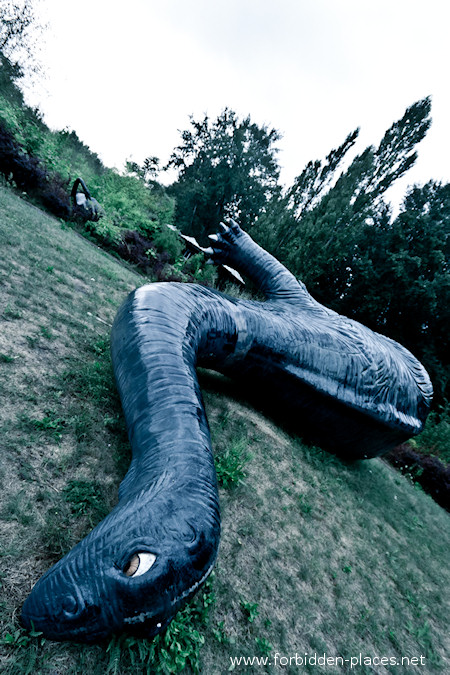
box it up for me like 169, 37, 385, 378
205, 219, 244, 266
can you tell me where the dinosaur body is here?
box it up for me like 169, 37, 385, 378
21, 222, 432, 642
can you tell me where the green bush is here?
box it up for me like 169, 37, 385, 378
152, 226, 183, 262
412, 409, 450, 464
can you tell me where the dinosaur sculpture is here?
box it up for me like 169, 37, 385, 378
21, 221, 432, 642
70, 177, 103, 223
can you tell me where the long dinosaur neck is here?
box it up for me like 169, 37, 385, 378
111, 284, 223, 501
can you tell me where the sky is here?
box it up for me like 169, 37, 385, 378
24, 0, 450, 209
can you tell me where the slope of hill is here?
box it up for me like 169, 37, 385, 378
0, 186, 449, 674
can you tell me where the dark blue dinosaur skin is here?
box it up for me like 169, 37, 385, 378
21, 221, 432, 642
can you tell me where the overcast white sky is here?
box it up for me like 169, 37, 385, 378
26, 0, 450, 208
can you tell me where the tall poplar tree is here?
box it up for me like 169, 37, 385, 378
254, 98, 432, 299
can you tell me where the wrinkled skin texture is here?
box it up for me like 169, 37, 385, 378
21, 221, 432, 642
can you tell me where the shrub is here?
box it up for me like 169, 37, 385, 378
0, 119, 48, 191
152, 226, 183, 262
114, 230, 157, 273
0, 120, 71, 219
413, 410, 450, 464
95, 170, 175, 239
40, 175, 71, 219
386, 444, 450, 512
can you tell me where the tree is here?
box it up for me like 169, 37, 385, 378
288, 128, 360, 219
125, 156, 160, 184
344, 182, 449, 406
252, 128, 360, 253
309, 181, 449, 407
254, 97, 432, 301
0, 0, 45, 78
166, 108, 281, 243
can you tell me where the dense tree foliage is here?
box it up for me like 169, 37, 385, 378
166, 108, 281, 243
252, 98, 432, 283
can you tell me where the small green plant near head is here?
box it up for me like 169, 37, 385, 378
1, 624, 44, 649
240, 600, 259, 623
255, 636, 273, 656
215, 438, 249, 489
1, 622, 46, 675
105, 576, 215, 674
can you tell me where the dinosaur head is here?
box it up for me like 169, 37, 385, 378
21, 475, 219, 642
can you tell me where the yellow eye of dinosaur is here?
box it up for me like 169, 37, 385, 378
124, 552, 156, 577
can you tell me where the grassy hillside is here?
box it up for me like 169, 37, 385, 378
0, 186, 449, 674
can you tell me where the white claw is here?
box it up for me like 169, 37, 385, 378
208, 234, 219, 241
220, 222, 229, 232
203, 246, 214, 256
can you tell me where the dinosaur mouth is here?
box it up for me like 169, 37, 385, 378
21, 607, 109, 642
123, 560, 216, 627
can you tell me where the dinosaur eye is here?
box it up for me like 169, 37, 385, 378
123, 552, 156, 577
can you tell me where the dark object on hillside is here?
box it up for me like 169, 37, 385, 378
114, 229, 176, 280
386, 444, 450, 512
41, 175, 72, 219
71, 177, 103, 222
21, 221, 432, 642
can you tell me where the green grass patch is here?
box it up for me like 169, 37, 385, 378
63, 479, 109, 523
105, 577, 215, 675
214, 437, 249, 488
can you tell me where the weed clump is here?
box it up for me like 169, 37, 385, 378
104, 576, 215, 674
386, 443, 450, 512
214, 438, 249, 489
